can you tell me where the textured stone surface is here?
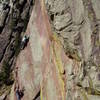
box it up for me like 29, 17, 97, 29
54, 13, 71, 30
0, 8, 9, 27
45, 0, 100, 99
0, 0, 33, 98
0, 0, 100, 100
91, 0, 100, 19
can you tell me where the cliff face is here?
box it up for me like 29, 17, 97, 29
0, 0, 34, 99
45, 0, 100, 99
0, 0, 33, 66
0, 0, 100, 100
45, 0, 100, 65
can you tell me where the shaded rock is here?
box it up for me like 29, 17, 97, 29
54, 13, 71, 30
80, 16, 92, 61
0, 8, 9, 27
68, 0, 84, 24
17, 22, 24, 28
88, 95, 100, 100
21, 3, 30, 20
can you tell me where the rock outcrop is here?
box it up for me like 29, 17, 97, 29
45, 0, 100, 99
0, 0, 100, 100
0, 0, 34, 98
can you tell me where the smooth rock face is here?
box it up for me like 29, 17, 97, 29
68, 0, 84, 24
0, 0, 33, 65
19, 0, 24, 5
0, 0, 33, 98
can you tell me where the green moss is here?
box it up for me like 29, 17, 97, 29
88, 75, 93, 89
0, 60, 14, 95
14, 33, 21, 56
0, 61, 14, 85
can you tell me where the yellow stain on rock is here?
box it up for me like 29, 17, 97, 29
52, 33, 65, 100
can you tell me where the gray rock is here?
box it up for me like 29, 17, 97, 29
88, 95, 100, 100
68, 0, 84, 24
54, 13, 71, 30
19, 0, 24, 5
0, 8, 9, 27
91, 0, 100, 19
21, 3, 29, 20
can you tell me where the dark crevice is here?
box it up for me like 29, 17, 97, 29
0, 7, 10, 34
0, 27, 4, 34
19, 0, 27, 13
33, 91, 40, 100
50, 14, 54, 21
59, 21, 72, 31
0, 0, 32, 62
55, 12, 59, 16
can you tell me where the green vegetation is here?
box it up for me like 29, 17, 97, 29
0, 85, 11, 96
14, 33, 21, 56
0, 60, 14, 96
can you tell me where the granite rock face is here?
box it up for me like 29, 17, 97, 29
0, 0, 33, 68
45, 0, 100, 65
0, 0, 34, 98
45, 0, 100, 99
0, 0, 100, 100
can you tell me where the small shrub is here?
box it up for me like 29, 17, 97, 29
0, 60, 14, 86
15, 33, 21, 56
